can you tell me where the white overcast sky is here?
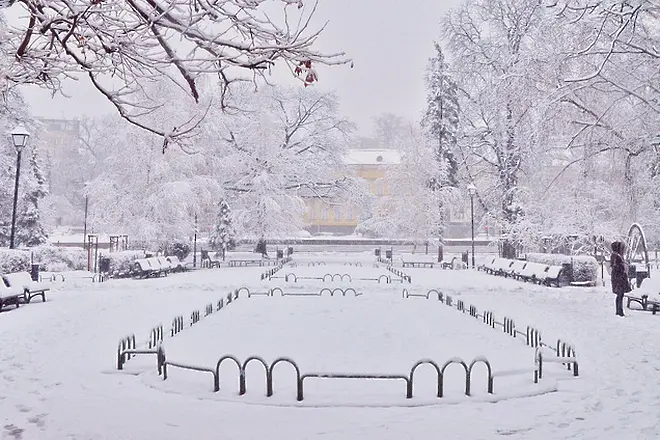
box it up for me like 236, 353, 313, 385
15, 0, 463, 136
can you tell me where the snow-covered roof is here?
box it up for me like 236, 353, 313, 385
344, 149, 401, 165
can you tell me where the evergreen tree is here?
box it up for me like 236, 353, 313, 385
15, 146, 48, 247
209, 200, 236, 257
422, 43, 460, 188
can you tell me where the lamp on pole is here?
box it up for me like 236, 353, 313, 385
193, 213, 198, 269
467, 183, 477, 269
9, 125, 30, 249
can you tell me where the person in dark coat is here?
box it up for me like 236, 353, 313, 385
610, 241, 631, 317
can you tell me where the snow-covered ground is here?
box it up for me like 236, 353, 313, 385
1, 254, 659, 439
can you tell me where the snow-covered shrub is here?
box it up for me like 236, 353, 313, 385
571, 256, 599, 283
31, 246, 87, 272
0, 249, 31, 274
161, 241, 191, 261
525, 253, 598, 283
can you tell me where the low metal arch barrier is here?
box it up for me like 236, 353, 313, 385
217, 298, 224, 311
214, 355, 242, 393
469, 304, 478, 318
240, 356, 270, 395
439, 358, 470, 397
171, 316, 184, 336
409, 359, 442, 398
92, 273, 106, 283
270, 287, 285, 296
446, 295, 453, 306
344, 262, 363, 267
268, 357, 303, 401
503, 317, 515, 336
307, 262, 327, 267
285, 273, 298, 283
226, 292, 233, 304
205, 303, 213, 316
235, 287, 251, 298
117, 334, 136, 369
526, 326, 542, 348
191, 310, 201, 325
467, 357, 494, 396
427, 289, 444, 301
148, 325, 163, 349
457, 299, 464, 312
556, 339, 579, 375
378, 275, 391, 284
483, 311, 495, 328
49, 273, 66, 282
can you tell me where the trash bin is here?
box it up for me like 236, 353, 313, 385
385, 249, 393, 260
375, 248, 381, 257
461, 252, 469, 264
30, 263, 40, 282
438, 246, 444, 263
277, 249, 284, 259
99, 257, 111, 274
288, 246, 293, 256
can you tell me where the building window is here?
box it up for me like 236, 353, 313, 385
321, 207, 329, 220
334, 206, 342, 221
308, 205, 316, 220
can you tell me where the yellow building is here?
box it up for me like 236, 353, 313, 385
303, 149, 401, 235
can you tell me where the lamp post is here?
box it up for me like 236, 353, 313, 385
193, 213, 198, 269
467, 183, 476, 269
9, 125, 30, 249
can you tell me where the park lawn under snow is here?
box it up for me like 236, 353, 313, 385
1, 253, 660, 439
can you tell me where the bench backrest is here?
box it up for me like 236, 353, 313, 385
520, 262, 546, 277
546, 265, 562, 278
4, 272, 36, 291
510, 260, 527, 273
135, 259, 151, 271
494, 258, 514, 271
167, 256, 182, 267
156, 257, 172, 269
1, 275, 25, 295
146, 257, 162, 270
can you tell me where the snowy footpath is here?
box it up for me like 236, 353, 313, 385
1, 256, 659, 439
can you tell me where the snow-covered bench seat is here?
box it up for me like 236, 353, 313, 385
0, 277, 25, 311
155, 257, 173, 274
518, 262, 549, 284
626, 277, 660, 314
504, 260, 527, 278
226, 252, 275, 267
491, 258, 515, 276
478, 256, 496, 272
543, 265, 564, 287
3, 271, 49, 303
400, 254, 436, 268
133, 258, 166, 278
166, 256, 187, 272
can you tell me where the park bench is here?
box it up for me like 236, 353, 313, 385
166, 256, 187, 272
477, 256, 496, 272
226, 252, 276, 267
491, 258, 514, 276
626, 277, 660, 314
133, 259, 164, 278
626, 294, 660, 315
518, 262, 549, 284
0, 277, 25, 311
400, 254, 436, 268
504, 260, 527, 278
155, 257, 173, 275
543, 265, 564, 287
3, 271, 49, 303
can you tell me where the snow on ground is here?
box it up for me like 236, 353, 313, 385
1, 254, 659, 439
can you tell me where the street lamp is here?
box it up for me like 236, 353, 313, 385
9, 125, 30, 249
467, 183, 476, 269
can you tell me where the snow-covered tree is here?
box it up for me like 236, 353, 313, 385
422, 42, 460, 188
213, 84, 355, 239
209, 200, 236, 257
1, 1, 350, 146
15, 145, 48, 247
442, 0, 550, 257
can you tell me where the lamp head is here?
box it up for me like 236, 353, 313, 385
10, 125, 30, 152
467, 183, 477, 196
